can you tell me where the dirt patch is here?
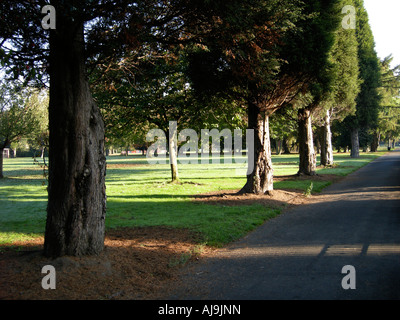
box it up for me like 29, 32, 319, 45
192, 189, 310, 209
106, 163, 147, 169
0, 227, 214, 300
191, 174, 341, 208
0, 174, 337, 300
274, 173, 342, 183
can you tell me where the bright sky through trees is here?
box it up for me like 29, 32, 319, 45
364, 0, 400, 68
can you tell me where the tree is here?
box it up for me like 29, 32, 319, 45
1, 0, 190, 257
376, 56, 400, 149
286, 0, 342, 175
344, 0, 381, 158
94, 46, 248, 181
186, 0, 308, 194
94, 0, 305, 192
94, 55, 194, 182
270, 106, 298, 155
316, 0, 360, 166
27, 89, 49, 159
0, 81, 39, 178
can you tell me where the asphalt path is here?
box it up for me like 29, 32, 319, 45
169, 150, 400, 300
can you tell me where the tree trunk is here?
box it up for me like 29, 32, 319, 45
168, 121, 179, 182
239, 101, 273, 195
350, 128, 360, 158
320, 110, 334, 166
370, 131, 380, 152
282, 138, 291, 154
44, 19, 107, 257
298, 108, 316, 175
276, 139, 282, 155
0, 148, 3, 179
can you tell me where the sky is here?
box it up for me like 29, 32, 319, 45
363, 0, 400, 68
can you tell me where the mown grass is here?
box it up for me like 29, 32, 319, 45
0, 149, 388, 247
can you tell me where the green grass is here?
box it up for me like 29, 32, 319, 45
0, 149, 388, 247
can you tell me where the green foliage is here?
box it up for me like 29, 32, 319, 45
269, 106, 298, 145
0, 81, 39, 150
281, 0, 341, 109
185, 0, 306, 110
353, 0, 382, 129
334, 0, 383, 150
304, 182, 314, 197
319, 0, 360, 122
377, 57, 400, 143
93, 48, 247, 154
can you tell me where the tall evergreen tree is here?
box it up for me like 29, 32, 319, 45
1, 0, 194, 257
284, 0, 341, 175
317, 0, 361, 166
186, 0, 344, 192
376, 56, 400, 149
344, 0, 381, 158
184, 0, 307, 194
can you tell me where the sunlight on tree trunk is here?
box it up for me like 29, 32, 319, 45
298, 108, 316, 175
321, 110, 334, 166
240, 101, 273, 195
168, 121, 179, 183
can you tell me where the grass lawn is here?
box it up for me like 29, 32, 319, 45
0, 149, 388, 247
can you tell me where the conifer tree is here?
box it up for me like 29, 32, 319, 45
1, 0, 195, 257
345, 0, 381, 158
284, 0, 341, 175
317, 0, 361, 166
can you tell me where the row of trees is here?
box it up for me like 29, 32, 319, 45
93, 0, 399, 187
1, 0, 399, 257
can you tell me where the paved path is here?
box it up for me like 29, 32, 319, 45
169, 150, 400, 300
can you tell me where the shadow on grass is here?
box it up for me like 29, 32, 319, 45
0, 226, 209, 300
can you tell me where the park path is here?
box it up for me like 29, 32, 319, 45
168, 150, 400, 300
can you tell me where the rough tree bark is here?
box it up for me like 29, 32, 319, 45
239, 100, 273, 195
320, 109, 334, 166
44, 20, 107, 257
370, 130, 380, 152
298, 108, 316, 175
350, 128, 360, 158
